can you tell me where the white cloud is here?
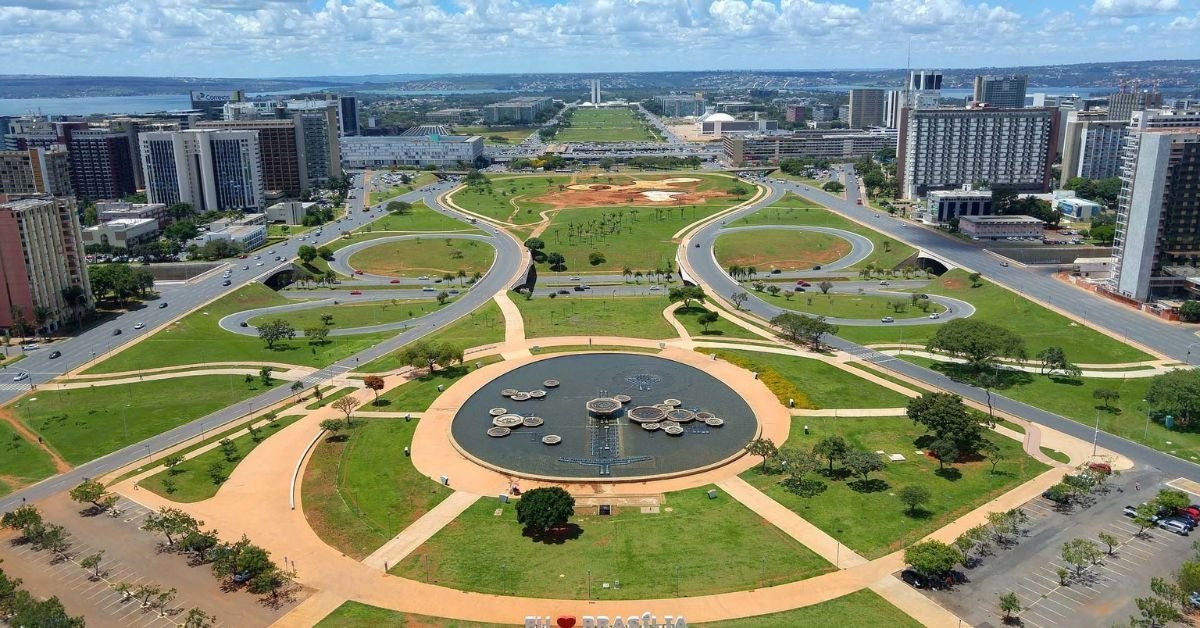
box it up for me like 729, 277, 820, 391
1090, 0, 1179, 17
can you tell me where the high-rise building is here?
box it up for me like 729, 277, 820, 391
197, 119, 306, 197
785, 104, 809, 124
285, 100, 342, 185
339, 96, 359, 136
897, 107, 1058, 199
340, 134, 484, 168
809, 104, 838, 124
589, 79, 601, 104
1107, 89, 1164, 124
0, 148, 73, 197
1060, 111, 1127, 186
656, 94, 706, 117
60, 128, 137, 201
190, 90, 246, 119
723, 129, 898, 164
139, 129, 265, 212
849, 89, 885, 128
1108, 127, 1200, 301
0, 195, 92, 333
972, 74, 1028, 108
483, 97, 553, 124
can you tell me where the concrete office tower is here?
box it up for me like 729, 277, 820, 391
61, 128, 137, 201
972, 74, 1028, 108
897, 107, 1058, 199
849, 89, 885, 128
884, 91, 904, 128
139, 129, 265, 212
0, 148, 73, 196
785, 104, 809, 124
656, 95, 706, 117
0, 195, 92, 333
590, 79, 601, 104
1108, 128, 1200, 301
339, 96, 359, 136
285, 100, 342, 185
197, 119, 307, 198
1060, 111, 1128, 186
1108, 89, 1164, 124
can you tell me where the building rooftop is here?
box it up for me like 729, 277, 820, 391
959, 214, 1043, 224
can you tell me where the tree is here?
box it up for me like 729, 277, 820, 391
387, 200, 412, 214
926, 319, 1026, 371
730, 291, 749, 310
69, 479, 118, 513
1093, 387, 1120, 410
904, 540, 959, 578
179, 529, 221, 563
745, 438, 777, 471
1042, 482, 1073, 506
363, 375, 385, 405
588, 251, 606, 266
899, 485, 932, 515
1, 504, 42, 534
1061, 538, 1101, 576
998, 592, 1022, 623
257, 319, 296, 349
297, 245, 317, 264
843, 450, 884, 482
813, 435, 849, 473
818, 281, 833, 294
259, 366, 273, 387
822, 181, 845, 193
929, 438, 959, 470
778, 447, 821, 483
515, 486, 575, 534
397, 340, 463, 374
667, 285, 706, 309
304, 326, 330, 345
697, 310, 719, 333
142, 507, 203, 546
1098, 531, 1118, 555
1179, 300, 1200, 323
1036, 346, 1080, 378
1133, 595, 1184, 627
954, 525, 989, 566
319, 419, 346, 439
331, 396, 360, 426
546, 252, 566, 272
906, 392, 984, 454
39, 524, 71, 559
436, 290, 450, 305
1155, 488, 1190, 513
184, 608, 217, 628
979, 439, 1007, 474
1146, 369, 1200, 426
80, 550, 105, 579
770, 312, 838, 350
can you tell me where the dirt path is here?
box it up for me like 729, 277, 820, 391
0, 405, 71, 473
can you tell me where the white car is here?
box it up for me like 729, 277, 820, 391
881, 316, 895, 323
569, 276, 582, 281
134, 322, 145, 329
13, 372, 29, 382
242, 265, 249, 270
928, 313, 941, 320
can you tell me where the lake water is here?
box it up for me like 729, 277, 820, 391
0, 87, 334, 117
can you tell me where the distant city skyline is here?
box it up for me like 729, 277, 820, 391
1, 0, 1198, 77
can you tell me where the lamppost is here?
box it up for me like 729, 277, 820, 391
1092, 409, 1101, 459
1143, 398, 1153, 441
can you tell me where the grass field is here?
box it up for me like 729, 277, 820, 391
365, 201, 481, 233
741, 416, 1047, 559
357, 301, 506, 372
673, 304, 768, 340
716, 229, 850, 271
903, 356, 1198, 461
315, 603, 510, 628
248, 299, 445, 331
704, 349, 914, 409
727, 194, 916, 271
392, 485, 832, 599
11, 376, 275, 466
0, 421, 58, 496
374, 356, 504, 411
140, 415, 302, 502
555, 108, 659, 143
771, 292, 945, 320
836, 270, 1152, 364
82, 284, 395, 373
515, 295, 676, 339
453, 126, 534, 145
302, 418, 452, 558
348, 237, 494, 277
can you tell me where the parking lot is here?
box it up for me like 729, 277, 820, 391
930, 468, 1196, 627
0, 493, 305, 627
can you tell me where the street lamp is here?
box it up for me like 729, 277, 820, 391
1143, 398, 1153, 441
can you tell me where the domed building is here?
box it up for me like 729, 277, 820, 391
699, 111, 777, 136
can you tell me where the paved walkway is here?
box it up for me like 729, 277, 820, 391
43, 366, 316, 390
866, 344, 1181, 371
878, 348, 1181, 378
791, 407, 908, 417
362, 491, 480, 571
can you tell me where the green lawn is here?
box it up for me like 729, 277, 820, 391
365, 201, 482, 233
0, 421, 58, 496
392, 485, 832, 599
696, 589, 921, 628
716, 229, 851, 272
11, 376, 276, 466
248, 299, 445, 331
727, 194, 916, 271
673, 304, 768, 340
769, 292, 944, 320
741, 416, 1047, 559
348, 237, 494, 277
357, 301, 506, 372
515, 295, 676, 340
302, 418, 452, 558
555, 108, 659, 143
836, 270, 1153, 364
904, 356, 1199, 462
139, 415, 302, 502
454, 126, 534, 145
374, 356, 504, 411
83, 284, 395, 373
704, 349, 913, 409
316, 603, 510, 628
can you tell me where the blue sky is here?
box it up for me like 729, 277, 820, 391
0, 0, 1197, 77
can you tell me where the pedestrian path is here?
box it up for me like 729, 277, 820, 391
362, 491, 480, 571
873, 347, 1181, 378
791, 407, 908, 417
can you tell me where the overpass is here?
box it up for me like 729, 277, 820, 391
915, 249, 962, 274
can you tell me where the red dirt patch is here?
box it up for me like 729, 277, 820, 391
940, 278, 966, 290
0, 405, 71, 473
536, 178, 733, 210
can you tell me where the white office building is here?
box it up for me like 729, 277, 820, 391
139, 129, 265, 212
340, 134, 483, 168
266, 200, 315, 225
1056, 197, 1102, 221
81, 218, 159, 249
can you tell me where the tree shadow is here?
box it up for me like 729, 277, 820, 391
372, 399, 393, 408
1094, 404, 1123, 416
903, 507, 934, 520
522, 523, 583, 545
781, 478, 828, 497
818, 467, 852, 481
848, 478, 889, 493
935, 468, 963, 481
1048, 375, 1083, 387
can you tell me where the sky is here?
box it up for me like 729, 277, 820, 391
0, 0, 1198, 77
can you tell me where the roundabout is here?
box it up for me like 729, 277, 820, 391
449, 353, 759, 480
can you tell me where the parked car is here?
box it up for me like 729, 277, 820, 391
48, 351, 61, 359
1161, 519, 1191, 536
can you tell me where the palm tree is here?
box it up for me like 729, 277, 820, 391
634, 271, 643, 284
457, 269, 467, 286
622, 266, 633, 282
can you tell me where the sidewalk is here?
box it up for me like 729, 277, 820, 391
362, 491, 479, 571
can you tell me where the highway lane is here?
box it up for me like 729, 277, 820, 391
0, 179, 529, 512
683, 179, 1200, 481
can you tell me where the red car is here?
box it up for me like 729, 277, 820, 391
349, 290, 362, 295
855, 199, 863, 205
354, 270, 364, 275
389, 279, 400, 284
796, 281, 811, 287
